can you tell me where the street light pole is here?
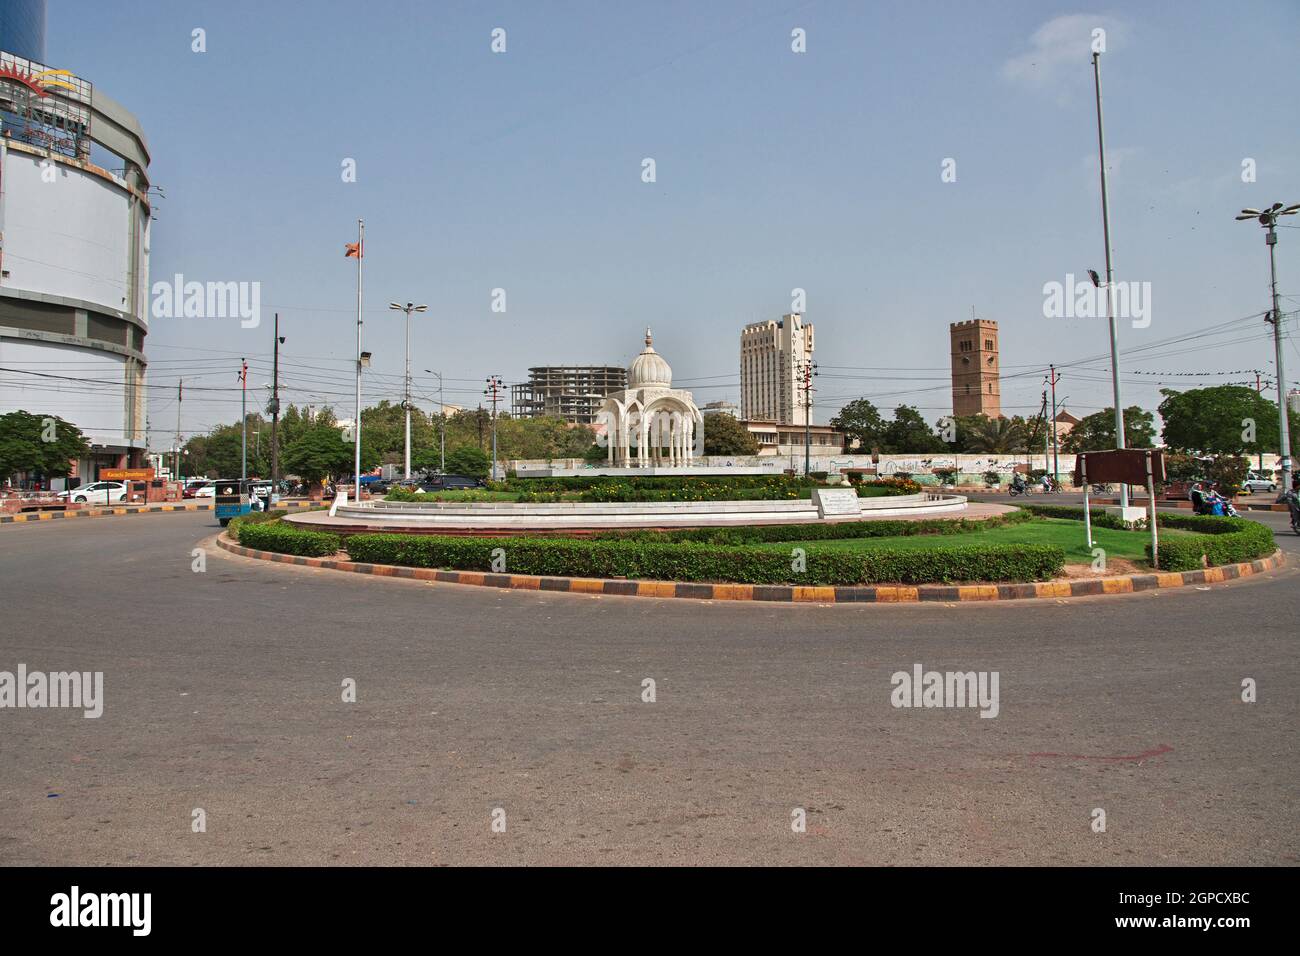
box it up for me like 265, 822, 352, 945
1237, 202, 1299, 494
1092, 50, 1128, 509
1048, 365, 1061, 486
389, 302, 428, 480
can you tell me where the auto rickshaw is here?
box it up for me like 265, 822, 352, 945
215, 479, 252, 526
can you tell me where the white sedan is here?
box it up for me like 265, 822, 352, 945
61, 481, 127, 504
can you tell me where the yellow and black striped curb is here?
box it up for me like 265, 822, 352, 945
216, 534, 1285, 603
0, 500, 320, 524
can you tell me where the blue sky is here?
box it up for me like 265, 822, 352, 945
47, 0, 1300, 438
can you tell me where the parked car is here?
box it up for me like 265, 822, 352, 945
1241, 473, 1278, 494
189, 480, 217, 499
183, 479, 213, 499
59, 481, 127, 504
421, 474, 485, 491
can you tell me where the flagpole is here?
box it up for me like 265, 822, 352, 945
240, 358, 247, 481
353, 219, 364, 500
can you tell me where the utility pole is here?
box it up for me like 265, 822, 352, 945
270, 313, 283, 494
1047, 364, 1061, 486
389, 302, 428, 479
1256, 370, 1265, 474
1039, 390, 1050, 474
174, 378, 183, 482
425, 370, 446, 473
239, 358, 248, 481
1092, 49, 1129, 510
484, 376, 503, 480
797, 360, 818, 475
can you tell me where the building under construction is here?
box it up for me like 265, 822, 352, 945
510, 366, 628, 424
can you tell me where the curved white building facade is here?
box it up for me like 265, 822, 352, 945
0, 50, 151, 478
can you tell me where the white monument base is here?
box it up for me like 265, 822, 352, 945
1105, 505, 1149, 527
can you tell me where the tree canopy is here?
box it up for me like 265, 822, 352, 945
0, 410, 90, 480
701, 413, 759, 455
1060, 406, 1156, 453
1158, 385, 1295, 456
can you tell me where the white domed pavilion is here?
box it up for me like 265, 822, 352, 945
598, 329, 703, 467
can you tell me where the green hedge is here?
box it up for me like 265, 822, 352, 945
1022, 504, 1131, 529
226, 509, 286, 534
1149, 514, 1275, 571
235, 518, 341, 557
1022, 504, 1275, 571
501, 475, 814, 492
592, 509, 1032, 546
343, 533, 1064, 585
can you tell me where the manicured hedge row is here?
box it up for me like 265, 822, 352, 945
227, 509, 286, 533
1149, 514, 1275, 571
1021, 504, 1131, 529
1022, 504, 1275, 571
343, 532, 1064, 585
235, 519, 341, 557
592, 509, 1032, 546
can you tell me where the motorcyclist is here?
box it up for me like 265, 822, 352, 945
1010, 472, 1028, 494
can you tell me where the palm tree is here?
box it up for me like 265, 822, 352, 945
963, 415, 1029, 453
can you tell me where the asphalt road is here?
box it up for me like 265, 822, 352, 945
1, 510, 1297, 866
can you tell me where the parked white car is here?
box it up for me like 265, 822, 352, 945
61, 481, 127, 504
190, 481, 216, 499
1241, 473, 1278, 494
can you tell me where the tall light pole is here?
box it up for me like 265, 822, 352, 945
424, 369, 446, 473
1092, 49, 1129, 510
389, 301, 428, 480
1236, 202, 1299, 495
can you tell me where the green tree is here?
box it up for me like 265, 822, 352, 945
830, 399, 886, 452
701, 413, 759, 455
444, 445, 490, 478
0, 410, 90, 480
1061, 406, 1156, 453
881, 405, 945, 452
1158, 385, 1295, 456
282, 422, 378, 485
956, 414, 1029, 453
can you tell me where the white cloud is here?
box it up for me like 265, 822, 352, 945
1002, 14, 1130, 91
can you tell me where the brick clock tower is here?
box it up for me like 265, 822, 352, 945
949, 319, 1001, 418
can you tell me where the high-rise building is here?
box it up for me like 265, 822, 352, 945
740, 313, 814, 425
949, 319, 1001, 417
0, 0, 46, 62
510, 366, 627, 424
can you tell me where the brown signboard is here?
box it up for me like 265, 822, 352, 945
1073, 450, 1164, 486
101, 468, 154, 481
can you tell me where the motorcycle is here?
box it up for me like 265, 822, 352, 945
1281, 490, 1300, 535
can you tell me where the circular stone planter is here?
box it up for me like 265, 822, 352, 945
287, 492, 972, 535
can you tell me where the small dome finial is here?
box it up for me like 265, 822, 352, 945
645, 327, 653, 347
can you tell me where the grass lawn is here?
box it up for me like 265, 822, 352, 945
772, 517, 1184, 564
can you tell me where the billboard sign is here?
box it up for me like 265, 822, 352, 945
0, 51, 93, 159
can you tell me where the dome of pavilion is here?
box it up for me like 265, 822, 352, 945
627, 328, 672, 389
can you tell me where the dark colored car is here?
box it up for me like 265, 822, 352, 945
421, 474, 485, 491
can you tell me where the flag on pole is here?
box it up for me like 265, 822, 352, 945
345, 241, 363, 258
